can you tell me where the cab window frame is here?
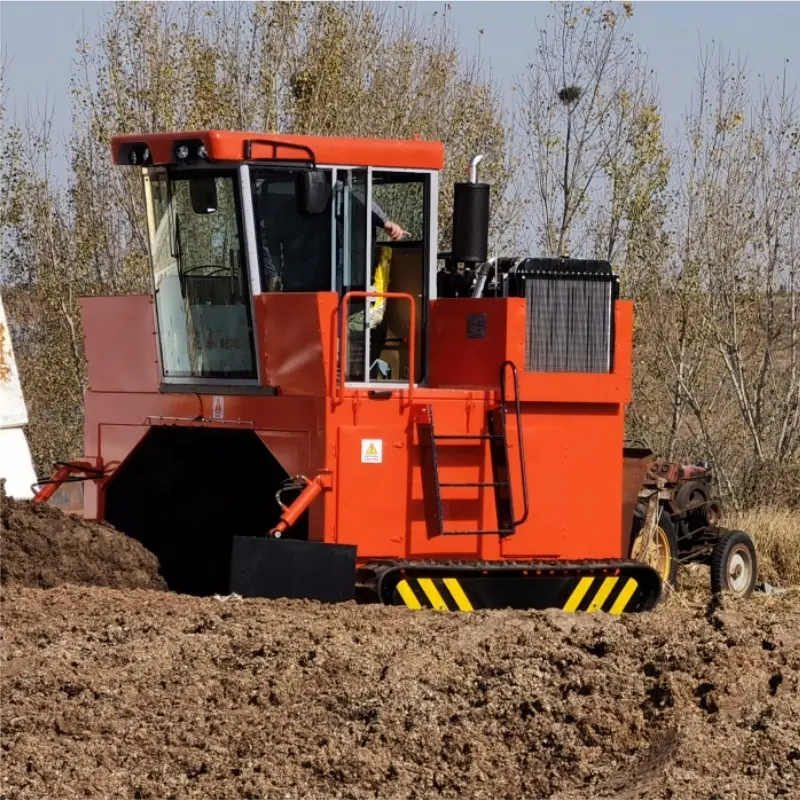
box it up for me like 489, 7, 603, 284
341, 166, 436, 387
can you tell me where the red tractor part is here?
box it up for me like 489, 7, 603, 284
629, 457, 758, 597
31, 461, 104, 505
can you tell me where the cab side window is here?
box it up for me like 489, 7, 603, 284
373, 177, 425, 243
251, 168, 333, 292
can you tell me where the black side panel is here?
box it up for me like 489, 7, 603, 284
230, 538, 357, 602
104, 427, 307, 597
370, 559, 662, 613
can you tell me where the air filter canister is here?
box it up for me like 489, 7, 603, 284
452, 182, 490, 264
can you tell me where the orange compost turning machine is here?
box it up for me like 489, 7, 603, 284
32, 129, 757, 612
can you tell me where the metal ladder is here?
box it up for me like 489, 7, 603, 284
420, 361, 530, 538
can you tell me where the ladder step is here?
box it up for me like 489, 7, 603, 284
433, 434, 504, 441
443, 529, 514, 536
439, 482, 509, 488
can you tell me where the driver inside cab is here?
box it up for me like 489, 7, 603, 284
256, 176, 409, 380
256, 179, 409, 293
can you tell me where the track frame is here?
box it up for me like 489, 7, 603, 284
358, 559, 662, 613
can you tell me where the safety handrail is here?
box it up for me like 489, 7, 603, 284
500, 360, 530, 527
244, 138, 317, 166
337, 291, 416, 406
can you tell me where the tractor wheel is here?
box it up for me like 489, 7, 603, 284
710, 531, 758, 598
630, 504, 679, 588
675, 480, 709, 513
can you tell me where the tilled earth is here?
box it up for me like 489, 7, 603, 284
1, 502, 799, 799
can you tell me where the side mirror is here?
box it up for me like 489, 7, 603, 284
190, 177, 218, 214
296, 170, 330, 215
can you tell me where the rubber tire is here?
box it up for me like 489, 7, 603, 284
630, 504, 680, 588
710, 531, 758, 598
675, 480, 709, 512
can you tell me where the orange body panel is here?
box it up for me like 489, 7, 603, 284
81, 296, 160, 393
428, 298, 526, 388
254, 292, 339, 396
111, 130, 445, 170
79, 289, 634, 567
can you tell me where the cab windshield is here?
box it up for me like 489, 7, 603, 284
147, 169, 257, 381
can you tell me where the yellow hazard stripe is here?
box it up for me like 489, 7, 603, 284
586, 577, 618, 613
396, 579, 422, 610
442, 578, 473, 612
417, 578, 450, 611
397, 574, 641, 614
563, 576, 594, 612
609, 578, 639, 615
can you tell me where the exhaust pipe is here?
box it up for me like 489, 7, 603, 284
452, 153, 490, 266
468, 153, 485, 184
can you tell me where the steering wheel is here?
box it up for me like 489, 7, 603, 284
183, 265, 234, 277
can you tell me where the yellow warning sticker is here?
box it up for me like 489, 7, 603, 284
361, 439, 383, 464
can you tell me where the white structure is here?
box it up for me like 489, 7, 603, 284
0, 292, 37, 499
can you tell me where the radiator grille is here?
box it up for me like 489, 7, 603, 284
506, 262, 618, 374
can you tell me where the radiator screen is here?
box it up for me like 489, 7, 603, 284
519, 271, 617, 374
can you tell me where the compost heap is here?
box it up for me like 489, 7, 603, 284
2, 501, 799, 800
0, 493, 165, 591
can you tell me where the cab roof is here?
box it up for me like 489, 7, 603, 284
111, 130, 445, 170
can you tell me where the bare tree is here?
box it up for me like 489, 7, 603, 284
518, 1, 662, 259
644, 45, 800, 506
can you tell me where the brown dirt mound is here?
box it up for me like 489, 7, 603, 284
2, 585, 798, 799
0, 494, 165, 591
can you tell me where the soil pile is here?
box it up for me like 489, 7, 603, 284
0, 494, 165, 591
2, 585, 798, 800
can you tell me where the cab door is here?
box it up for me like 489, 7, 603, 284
335, 168, 433, 386
335, 168, 372, 382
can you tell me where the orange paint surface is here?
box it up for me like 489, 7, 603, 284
254, 292, 338, 396
428, 298, 526, 388
81, 296, 160, 393
111, 130, 445, 170
79, 284, 635, 566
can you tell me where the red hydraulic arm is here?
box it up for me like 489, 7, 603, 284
31, 461, 104, 504
269, 475, 326, 538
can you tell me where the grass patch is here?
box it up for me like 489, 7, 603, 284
728, 507, 800, 587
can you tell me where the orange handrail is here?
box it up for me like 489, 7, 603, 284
337, 291, 416, 406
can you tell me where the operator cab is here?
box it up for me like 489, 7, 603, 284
125, 133, 439, 391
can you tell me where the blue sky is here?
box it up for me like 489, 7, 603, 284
2, 1, 799, 180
